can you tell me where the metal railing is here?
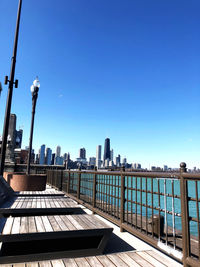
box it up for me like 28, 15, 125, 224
46, 163, 200, 267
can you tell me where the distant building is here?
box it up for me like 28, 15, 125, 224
51, 153, 55, 165
96, 145, 102, 169
89, 157, 96, 166
79, 148, 86, 159
56, 146, 61, 157
45, 148, 52, 165
132, 163, 141, 169
55, 156, 63, 165
115, 154, 121, 167
122, 158, 127, 165
163, 165, 168, 171
39, 144, 45, 164
110, 149, 114, 161
104, 138, 110, 163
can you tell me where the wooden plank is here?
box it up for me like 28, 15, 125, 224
26, 262, 39, 267
2, 217, 14, 235
53, 215, 69, 231
107, 254, 129, 267
50, 259, 65, 267
62, 258, 78, 267
19, 217, 28, 234
96, 255, 116, 267
59, 215, 76, 231
47, 216, 61, 232
11, 217, 21, 234
74, 257, 91, 267
41, 216, 53, 232
28, 216, 37, 233
35, 216, 45, 232
65, 215, 84, 230
118, 252, 141, 267
146, 250, 179, 267
38, 260, 52, 267
137, 251, 166, 267
86, 256, 103, 267
127, 252, 154, 267
12, 263, 26, 267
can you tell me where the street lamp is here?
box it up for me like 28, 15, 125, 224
27, 77, 40, 174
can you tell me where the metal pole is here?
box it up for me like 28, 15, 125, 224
26, 94, 37, 174
0, 82, 2, 99
0, 0, 22, 176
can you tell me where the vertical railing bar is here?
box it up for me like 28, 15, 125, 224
158, 178, 161, 242
136, 177, 138, 228
131, 176, 133, 227
140, 177, 142, 231
120, 171, 125, 232
92, 172, 97, 210
151, 177, 154, 238
164, 178, 168, 245
127, 176, 129, 223
146, 177, 148, 234
114, 175, 116, 218
118, 175, 120, 219
171, 179, 176, 249
105, 175, 108, 213
195, 180, 200, 259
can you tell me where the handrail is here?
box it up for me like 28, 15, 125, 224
46, 164, 200, 267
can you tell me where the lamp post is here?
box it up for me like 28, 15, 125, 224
0, 82, 2, 99
27, 77, 40, 175
0, 0, 22, 176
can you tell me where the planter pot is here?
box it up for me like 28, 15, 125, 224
3, 172, 47, 191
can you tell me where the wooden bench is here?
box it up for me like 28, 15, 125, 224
0, 214, 113, 264
0, 195, 84, 217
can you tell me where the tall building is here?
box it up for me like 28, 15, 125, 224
56, 146, 61, 157
110, 149, 114, 161
103, 138, 110, 162
39, 144, 45, 164
96, 145, 102, 169
51, 153, 55, 165
79, 148, 86, 159
15, 129, 23, 148
45, 147, 52, 165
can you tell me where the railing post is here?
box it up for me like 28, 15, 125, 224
120, 167, 125, 232
59, 170, 63, 191
67, 169, 70, 194
180, 162, 190, 267
77, 168, 81, 200
93, 167, 97, 212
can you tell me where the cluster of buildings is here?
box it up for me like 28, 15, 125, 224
2, 114, 199, 172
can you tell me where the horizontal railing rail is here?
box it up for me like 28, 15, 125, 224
46, 163, 200, 267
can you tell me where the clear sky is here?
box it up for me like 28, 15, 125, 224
0, 0, 200, 169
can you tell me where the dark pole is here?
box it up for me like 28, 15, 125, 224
0, 82, 2, 99
27, 86, 39, 175
0, 0, 22, 176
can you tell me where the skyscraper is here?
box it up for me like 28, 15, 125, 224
39, 144, 45, 164
45, 147, 52, 165
56, 146, 61, 157
96, 145, 101, 169
103, 138, 110, 162
79, 148, 86, 159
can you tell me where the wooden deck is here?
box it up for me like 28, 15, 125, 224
0, 186, 182, 266
0, 249, 180, 267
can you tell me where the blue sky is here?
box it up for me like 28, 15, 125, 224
0, 0, 200, 169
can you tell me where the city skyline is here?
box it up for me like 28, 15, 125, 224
0, 1, 200, 169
